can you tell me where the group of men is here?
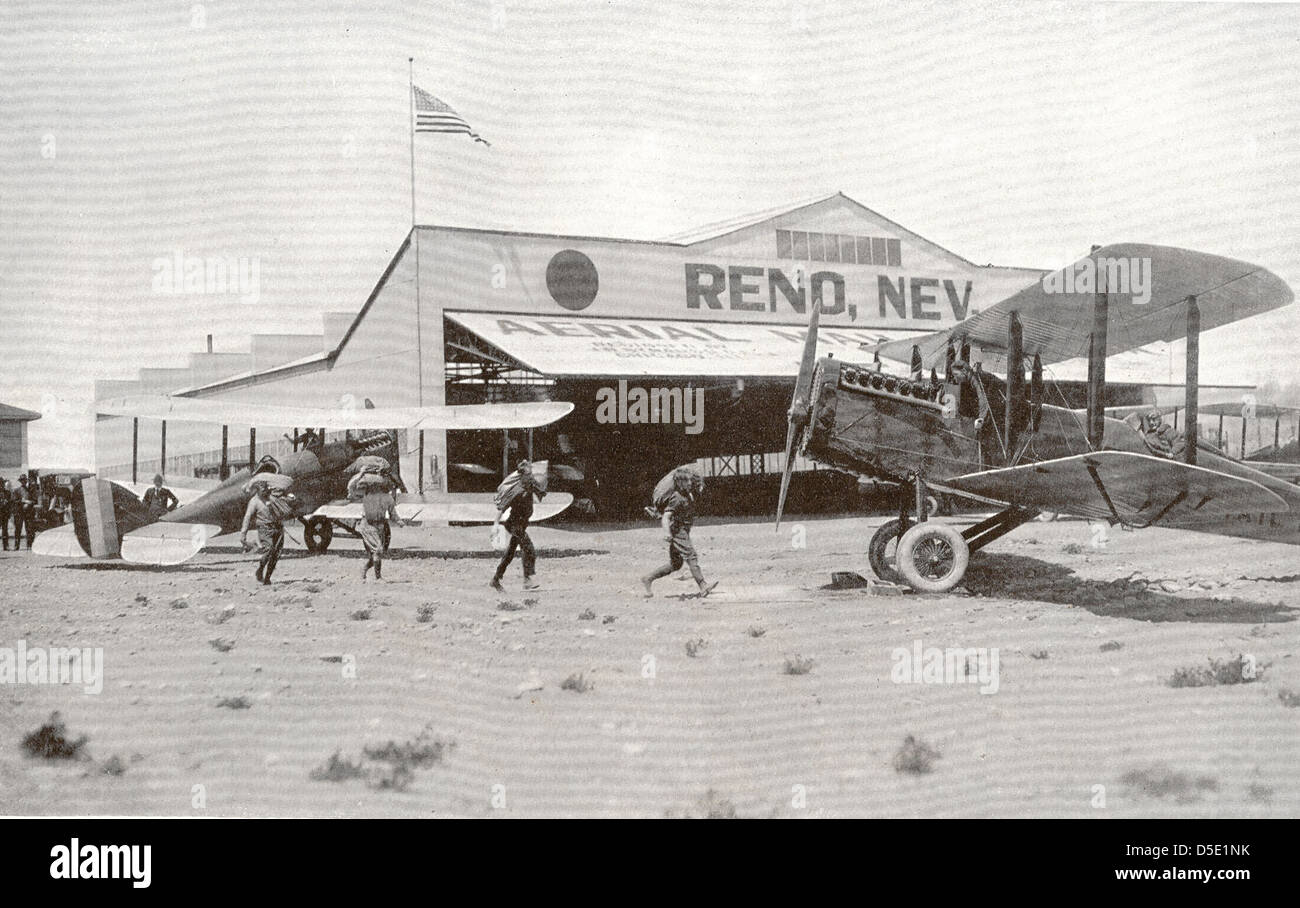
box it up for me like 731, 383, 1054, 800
0, 474, 68, 551
231, 456, 718, 598
490, 459, 717, 599
237, 461, 404, 585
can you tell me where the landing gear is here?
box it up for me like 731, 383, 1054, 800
868, 519, 907, 584
871, 472, 1036, 593
868, 472, 930, 584
303, 517, 333, 553
896, 523, 969, 593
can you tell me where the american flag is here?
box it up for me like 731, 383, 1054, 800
413, 86, 490, 146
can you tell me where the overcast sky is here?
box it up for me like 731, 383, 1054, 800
3, 0, 1298, 466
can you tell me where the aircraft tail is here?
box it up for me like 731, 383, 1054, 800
69, 478, 152, 557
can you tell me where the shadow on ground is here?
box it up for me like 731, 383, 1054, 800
203, 546, 609, 561
963, 553, 1298, 624
50, 563, 223, 574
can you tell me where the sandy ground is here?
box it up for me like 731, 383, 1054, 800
1, 512, 1297, 818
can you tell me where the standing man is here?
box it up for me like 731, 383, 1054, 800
11, 476, 32, 550
491, 460, 544, 592
240, 484, 295, 585
359, 471, 403, 581
142, 473, 179, 520
641, 471, 717, 599
0, 478, 10, 551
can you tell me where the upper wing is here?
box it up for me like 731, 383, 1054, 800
97, 396, 574, 430
944, 450, 1289, 524
310, 492, 575, 525
872, 244, 1293, 368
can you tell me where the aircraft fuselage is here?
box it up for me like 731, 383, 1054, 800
156, 434, 397, 535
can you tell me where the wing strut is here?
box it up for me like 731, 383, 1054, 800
1185, 294, 1199, 465
1086, 244, 1108, 449
1085, 460, 1122, 523
1004, 310, 1024, 458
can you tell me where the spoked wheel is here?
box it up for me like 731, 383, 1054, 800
303, 517, 333, 553
868, 519, 908, 584
896, 522, 969, 593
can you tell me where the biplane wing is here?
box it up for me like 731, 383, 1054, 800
96, 395, 574, 430
871, 244, 1294, 368
1248, 461, 1300, 484
944, 450, 1289, 525
308, 492, 575, 525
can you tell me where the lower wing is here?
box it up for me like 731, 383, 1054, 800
309, 492, 575, 525
945, 450, 1289, 525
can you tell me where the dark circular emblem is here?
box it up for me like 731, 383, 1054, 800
546, 250, 599, 311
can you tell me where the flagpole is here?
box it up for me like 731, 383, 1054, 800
410, 58, 426, 492
408, 58, 417, 229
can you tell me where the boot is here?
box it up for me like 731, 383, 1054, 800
522, 576, 538, 590
373, 561, 382, 581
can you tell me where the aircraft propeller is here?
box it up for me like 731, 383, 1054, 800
776, 297, 822, 529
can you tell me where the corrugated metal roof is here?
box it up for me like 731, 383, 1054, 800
656, 192, 844, 244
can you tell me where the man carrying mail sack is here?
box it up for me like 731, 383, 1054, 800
346, 459, 404, 581
240, 473, 297, 585
641, 465, 717, 599
491, 460, 546, 591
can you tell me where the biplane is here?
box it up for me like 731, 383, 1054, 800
33, 396, 574, 565
775, 243, 1297, 592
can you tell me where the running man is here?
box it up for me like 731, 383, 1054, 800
239, 485, 295, 585
491, 460, 544, 592
359, 471, 403, 581
641, 472, 717, 599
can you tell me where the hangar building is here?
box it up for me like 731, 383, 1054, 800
95, 192, 1192, 513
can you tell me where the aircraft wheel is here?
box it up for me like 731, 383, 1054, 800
867, 519, 906, 584
896, 522, 969, 594
304, 518, 333, 553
